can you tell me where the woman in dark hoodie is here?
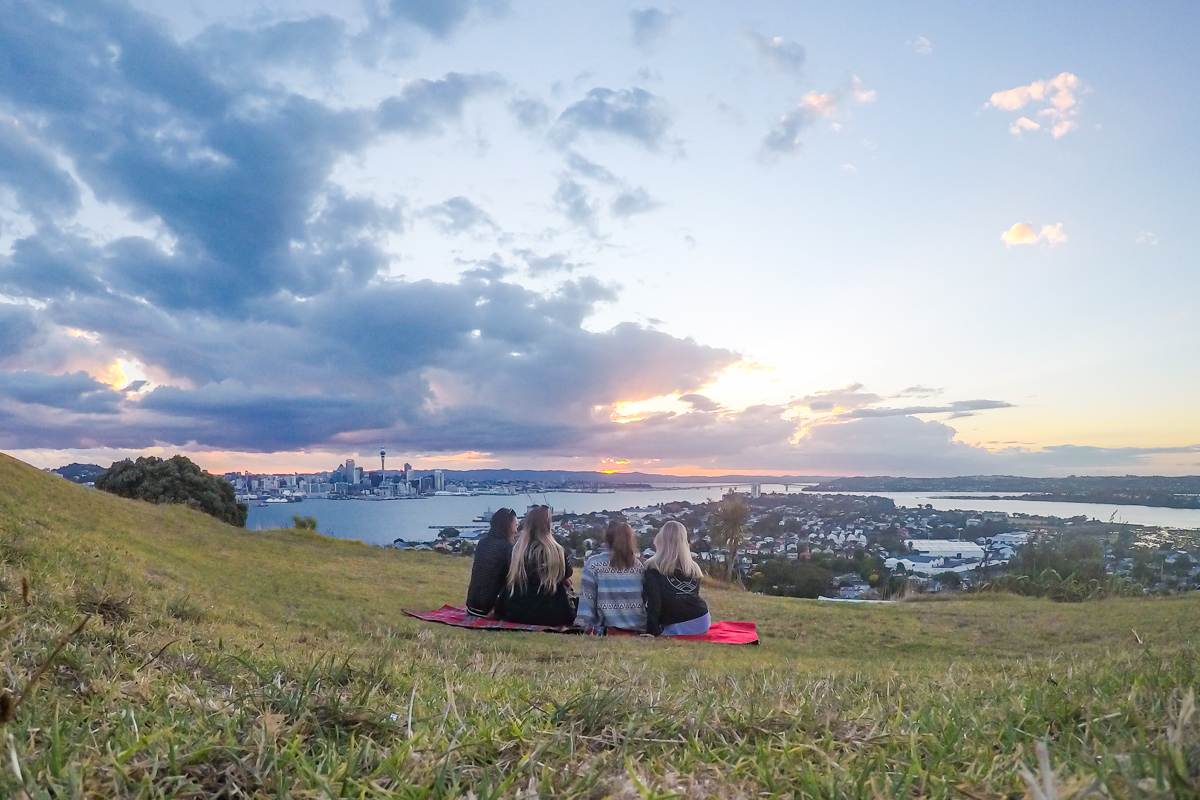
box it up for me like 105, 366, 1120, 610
496, 506, 576, 626
465, 508, 517, 616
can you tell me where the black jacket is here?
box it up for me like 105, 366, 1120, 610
465, 534, 512, 616
496, 556, 575, 626
643, 568, 708, 636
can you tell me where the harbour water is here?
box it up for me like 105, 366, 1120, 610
821, 491, 1200, 530
246, 485, 799, 545
246, 484, 1200, 545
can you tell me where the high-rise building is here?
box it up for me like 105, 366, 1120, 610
433, 469, 445, 492
344, 458, 356, 483
403, 462, 412, 484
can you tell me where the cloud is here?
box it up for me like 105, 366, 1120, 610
761, 78, 876, 157
0, 120, 80, 219
551, 87, 673, 151
553, 176, 599, 233
1135, 231, 1159, 246
1001, 222, 1067, 247
796, 384, 883, 413
513, 249, 586, 276
846, 399, 1014, 418
610, 186, 660, 218
0, 303, 40, 361
987, 72, 1083, 139
679, 393, 721, 412
564, 151, 619, 184
630, 7, 675, 52
909, 35, 933, 55
368, 0, 509, 40
377, 72, 506, 134
747, 32, 806, 75
508, 95, 551, 129
421, 196, 497, 234
0, 370, 121, 414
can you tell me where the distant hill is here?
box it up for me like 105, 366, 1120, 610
2, 451, 1198, 796
369, 467, 833, 484
50, 462, 106, 484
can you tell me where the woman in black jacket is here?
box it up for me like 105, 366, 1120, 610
496, 506, 576, 626
465, 508, 516, 616
643, 521, 710, 636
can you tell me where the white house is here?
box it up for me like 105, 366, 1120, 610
905, 539, 985, 560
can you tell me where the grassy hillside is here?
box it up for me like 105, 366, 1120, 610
1, 452, 1198, 798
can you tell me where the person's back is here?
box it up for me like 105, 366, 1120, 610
465, 534, 513, 616
575, 521, 646, 633
465, 508, 516, 616
496, 506, 576, 626
642, 520, 710, 636
643, 566, 708, 635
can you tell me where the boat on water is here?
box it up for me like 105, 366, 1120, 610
264, 497, 289, 504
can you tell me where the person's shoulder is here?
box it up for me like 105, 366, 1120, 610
584, 551, 608, 568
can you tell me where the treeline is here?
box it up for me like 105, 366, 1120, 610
974, 534, 1142, 602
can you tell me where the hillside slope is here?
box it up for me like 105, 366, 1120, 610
1, 452, 1198, 797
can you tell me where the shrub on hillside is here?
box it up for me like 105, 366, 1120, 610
96, 455, 247, 526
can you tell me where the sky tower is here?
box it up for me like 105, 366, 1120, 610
379, 448, 386, 473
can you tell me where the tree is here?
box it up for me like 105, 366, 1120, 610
710, 492, 749, 582
96, 455, 247, 526
292, 515, 318, 530
934, 571, 962, 589
748, 560, 833, 599
438, 527, 460, 540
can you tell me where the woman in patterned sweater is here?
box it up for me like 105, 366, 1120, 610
574, 520, 647, 634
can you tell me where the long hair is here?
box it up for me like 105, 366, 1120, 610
605, 520, 638, 570
646, 520, 702, 580
488, 507, 517, 540
507, 506, 566, 594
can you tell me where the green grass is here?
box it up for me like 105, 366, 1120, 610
1, 452, 1198, 798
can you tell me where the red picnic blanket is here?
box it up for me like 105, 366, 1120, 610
402, 605, 759, 645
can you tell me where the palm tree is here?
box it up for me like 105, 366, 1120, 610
711, 492, 749, 582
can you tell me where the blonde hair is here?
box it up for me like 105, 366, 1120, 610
507, 506, 566, 594
646, 521, 702, 580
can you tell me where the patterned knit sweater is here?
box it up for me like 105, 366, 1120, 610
573, 550, 647, 633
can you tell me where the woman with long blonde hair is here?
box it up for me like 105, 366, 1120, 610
574, 520, 646, 633
496, 505, 576, 626
643, 520, 709, 636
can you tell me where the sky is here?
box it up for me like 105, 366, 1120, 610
0, 0, 1198, 477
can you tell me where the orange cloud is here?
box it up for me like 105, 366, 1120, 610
1001, 222, 1067, 248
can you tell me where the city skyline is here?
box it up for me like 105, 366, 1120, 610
2, 1, 1198, 477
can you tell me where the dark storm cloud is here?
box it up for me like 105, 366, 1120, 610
630, 8, 675, 53
551, 87, 673, 150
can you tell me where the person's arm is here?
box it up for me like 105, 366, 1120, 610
643, 571, 663, 636
573, 562, 598, 630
